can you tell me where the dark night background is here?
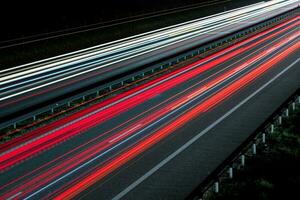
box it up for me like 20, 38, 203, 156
1, 0, 241, 41
0, 0, 261, 68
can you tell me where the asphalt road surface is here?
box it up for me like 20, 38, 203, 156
0, 16, 299, 200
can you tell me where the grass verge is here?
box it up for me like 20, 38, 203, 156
208, 107, 300, 200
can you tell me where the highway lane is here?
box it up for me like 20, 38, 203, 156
0, 0, 298, 122
53, 29, 300, 200
0, 16, 297, 156
0, 15, 298, 175
101, 51, 300, 200
0, 17, 299, 199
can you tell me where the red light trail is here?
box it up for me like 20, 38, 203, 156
0, 21, 298, 199
54, 37, 300, 200
1, 16, 298, 150
0, 18, 298, 174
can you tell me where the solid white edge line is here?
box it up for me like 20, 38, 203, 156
112, 57, 300, 200
21, 26, 295, 200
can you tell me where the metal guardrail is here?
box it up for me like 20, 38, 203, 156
187, 88, 300, 200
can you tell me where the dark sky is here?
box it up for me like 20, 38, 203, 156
2, 0, 261, 41
1, 0, 214, 40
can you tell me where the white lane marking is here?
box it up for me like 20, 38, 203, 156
112, 57, 300, 200
109, 124, 142, 143
187, 87, 207, 100
22, 40, 279, 199
7, 192, 22, 200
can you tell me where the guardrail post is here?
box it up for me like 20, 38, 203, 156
262, 133, 266, 144
270, 124, 274, 133
228, 167, 233, 179
67, 102, 71, 107
292, 102, 296, 111
214, 182, 219, 193
285, 108, 289, 117
278, 116, 282, 125
33, 115, 36, 121
241, 155, 245, 167
13, 123, 17, 129
298, 96, 300, 104
252, 143, 257, 155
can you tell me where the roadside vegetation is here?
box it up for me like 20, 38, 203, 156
208, 107, 300, 200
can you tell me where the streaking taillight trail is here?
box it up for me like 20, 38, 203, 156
1, 16, 298, 156
54, 38, 300, 200
0, 18, 299, 174
1, 26, 298, 200
0, 16, 299, 200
